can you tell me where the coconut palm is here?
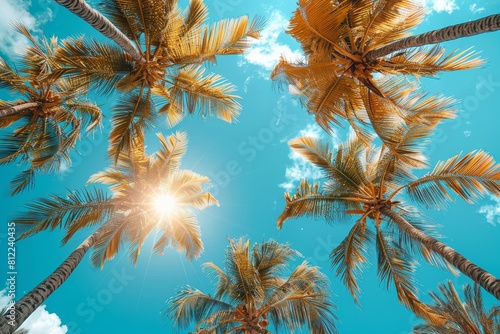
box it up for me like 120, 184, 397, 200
167, 237, 338, 334
55, 0, 263, 160
0, 132, 218, 333
271, 0, 493, 139
277, 127, 500, 322
413, 281, 500, 334
0, 24, 102, 194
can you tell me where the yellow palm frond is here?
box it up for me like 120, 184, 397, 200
226, 238, 265, 302
289, 136, 369, 191
405, 151, 500, 208
57, 36, 134, 95
277, 180, 362, 228
288, 0, 351, 57
165, 210, 204, 259
413, 281, 499, 334
150, 132, 188, 178
16, 188, 113, 240
162, 65, 240, 124
108, 91, 155, 161
167, 15, 264, 64
362, 0, 425, 51
331, 221, 373, 303
375, 226, 445, 325
380, 46, 483, 76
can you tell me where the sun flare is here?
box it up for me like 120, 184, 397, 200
153, 194, 178, 216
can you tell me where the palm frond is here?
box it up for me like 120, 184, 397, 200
202, 262, 237, 302
161, 65, 240, 124
413, 281, 491, 334
361, 0, 425, 50
15, 188, 113, 239
225, 238, 264, 303
265, 287, 338, 334
150, 132, 187, 178
166, 15, 264, 64
10, 168, 36, 196
57, 37, 133, 95
64, 100, 103, 132
405, 151, 500, 208
252, 240, 299, 291
164, 210, 204, 259
108, 90, 156, 161
167, 287, 233, 330
289, 136, 369, 191
381, 46, 483, 76
375, 226, 444, 325
277, 180, 359, 228
331, 221, 374, 303
90, 214, 130, 268
287, 0, 350, 57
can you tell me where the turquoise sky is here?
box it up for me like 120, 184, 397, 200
1, 0, 500, 333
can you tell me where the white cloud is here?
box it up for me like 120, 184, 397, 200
0, 290, 11, 310
469, 4, 485, 14
478, 196, 500, 226
417, 0, 459, 14
279, 124, 341, 192
0, 289, 68, 334
0, 0, 54, 56
241, 10, 304, 74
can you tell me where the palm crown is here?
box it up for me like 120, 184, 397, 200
56, 0, 263, 159
277, 124, 500, 322
271, 0, 481, 142
413, 281, 500, 334
167, 237, 338, 334
0, 25, 102, 194
18, 132, 218, 267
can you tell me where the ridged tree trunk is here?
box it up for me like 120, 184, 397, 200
366, 14, 500, 62
54, 0, 144, 63
381, 207, 500, 300
0, 217, 122, 334
0, 102, 39, 117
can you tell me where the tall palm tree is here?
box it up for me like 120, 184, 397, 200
167, 237, 338, 334
0, 132, 218, 333
271, 0, 491, 138
0, 24, 102, 194
413, 281, 500, 334
55, 0, 263, 160
277, 130, 500, 322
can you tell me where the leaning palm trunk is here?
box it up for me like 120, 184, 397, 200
381, 207, 500, 300
0, 217, 122, 334
54, 0, 144, 62
366, 14, 500, 62
0, 102, 40, 117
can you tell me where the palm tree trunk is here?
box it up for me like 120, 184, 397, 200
0, 102, 39, 117
0, 217, 122, 334
366, 14, 500, 62
380, 207, 500, 300
54, 0, 144, 63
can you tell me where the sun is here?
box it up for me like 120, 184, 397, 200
153, 194, 178, 216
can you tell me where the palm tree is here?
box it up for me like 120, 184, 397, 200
167, 237, 338, 334
0, 132, 218, 333
54, 0, 263, 160
0, 24, 102, 194
277, 129, 500, 322
413, 281, 500, 334
271, 0, 491, 138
